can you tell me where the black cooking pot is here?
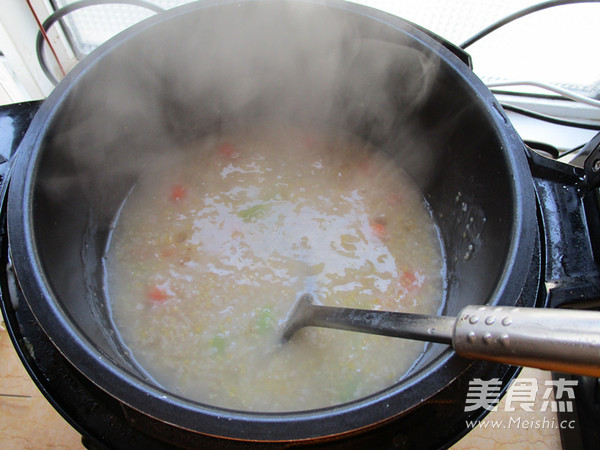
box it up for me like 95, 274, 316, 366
4, 0, 600, 447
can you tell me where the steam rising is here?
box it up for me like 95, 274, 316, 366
44, 0, 444, 209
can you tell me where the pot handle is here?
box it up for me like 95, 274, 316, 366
406, 21, 472, 68
527, 136, 600, 309
454, 305, 600, 377
0, 101, 42, 163
0, 101, 42, 204
583, 131, 600, 191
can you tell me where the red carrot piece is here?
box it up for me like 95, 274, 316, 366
371, 222, 386, 237
370, 215, 388, 239
387, 193, 404, 206
218, 143, 237, 159
148, 285, 168, 304
170, 184, 187, 202
160, 248, 175, 259
401, 270, 417, 287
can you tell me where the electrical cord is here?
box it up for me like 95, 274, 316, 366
37, 0, 600, 132
488, 81, 600, 109
28, 0, 67, 79
459, 1, 600, 130
460, 0, 600, 49
37, 0, 164, 85
500, 103, 600, 130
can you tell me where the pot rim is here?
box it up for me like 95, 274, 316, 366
7, 0, 538, 442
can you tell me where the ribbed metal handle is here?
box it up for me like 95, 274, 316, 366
453, 305, 600, 376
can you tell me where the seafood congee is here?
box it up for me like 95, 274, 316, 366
105, 124, 445, 411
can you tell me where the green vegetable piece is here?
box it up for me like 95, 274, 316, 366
255, 306, 274, 334
306, 262, 325, 276
238, 204, 268, 222
338, 373, 361, 403
210, 333, 227, 356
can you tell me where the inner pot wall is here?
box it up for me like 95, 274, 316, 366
7, 0, 538, 441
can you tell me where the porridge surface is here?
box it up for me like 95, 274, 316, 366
106, 125, 445, 411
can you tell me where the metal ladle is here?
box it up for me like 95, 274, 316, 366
282, 293, 600, 377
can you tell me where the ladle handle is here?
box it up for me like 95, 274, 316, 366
453, 305, 600, 377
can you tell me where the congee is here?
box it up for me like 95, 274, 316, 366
105, 123, 445, 411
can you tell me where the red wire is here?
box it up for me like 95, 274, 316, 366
25, 0, 67, 78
